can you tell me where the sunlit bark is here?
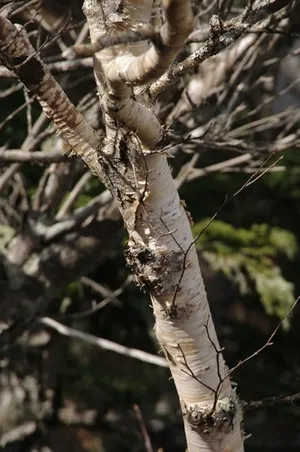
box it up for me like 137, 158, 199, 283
83, 2, 244, 451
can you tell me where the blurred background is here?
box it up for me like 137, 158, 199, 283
0, 0, 300, 451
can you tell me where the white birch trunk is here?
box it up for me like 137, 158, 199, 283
0, 1, 245, 449
83, 1, 244, 451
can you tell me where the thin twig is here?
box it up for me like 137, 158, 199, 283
57, 275, 133, 320
244, 392, 300, 411
227, 297, 299, 378
133, 405, 154, 452
56, 171, 92, 219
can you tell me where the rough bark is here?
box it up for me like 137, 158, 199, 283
1, 0, 297, 450
83, 1, 244, 451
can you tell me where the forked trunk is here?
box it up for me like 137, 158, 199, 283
0, 0, 245, 449
83, 1, 244, 450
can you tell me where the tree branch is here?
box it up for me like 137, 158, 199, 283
39, 317, 168, 368
150, 0, 294, 97
244, 392, 300, 411
0, 16, 104, 179
0, 148, 65, 163
0, 57, 93, 78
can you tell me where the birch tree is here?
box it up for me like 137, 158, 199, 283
0, 0, 299, 450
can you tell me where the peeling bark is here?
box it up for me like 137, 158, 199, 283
82, 2, 244, 451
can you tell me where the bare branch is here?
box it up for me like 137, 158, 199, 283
58, 275, 133, 319
55, 171, 92, 219
39, 317, 168, 368
0, 16, 104, 179
244, 392, 300, 411
70, 25, 157, 58
227, 297, 299, 379
0, 57, 93, 78
150, 0, 294, 97
105, 1, 194, 86
133, 404, 154, 452
0, 148, 65, 163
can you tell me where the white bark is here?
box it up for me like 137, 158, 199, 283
134, 154, 244, 451
0, 1, 246, 449
83, 1, 244, 451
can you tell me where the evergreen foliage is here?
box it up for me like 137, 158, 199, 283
193, 220, 297, 318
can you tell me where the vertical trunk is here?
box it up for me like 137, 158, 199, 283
0, 1, 245, 449
83, 1, 244, 451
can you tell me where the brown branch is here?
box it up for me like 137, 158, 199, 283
244, 392, 300, 411
227, 297, 299, 379
176, 343, 215, 393
133, 404, 154, 452
204, 315, 226, 411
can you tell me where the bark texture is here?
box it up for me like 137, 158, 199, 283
83, 1, 244, 451
2, 0, 297, 450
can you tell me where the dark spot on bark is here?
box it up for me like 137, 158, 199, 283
119, 138, 128, 164
152, 33, 167, 52
125, 244, 183, 297
14, 56, 44, 88
125, 245, 157, 291
135, 248, 153, 265
156, 129, 169, 150
116, 1, 124, 13
186, 397, 237, 436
